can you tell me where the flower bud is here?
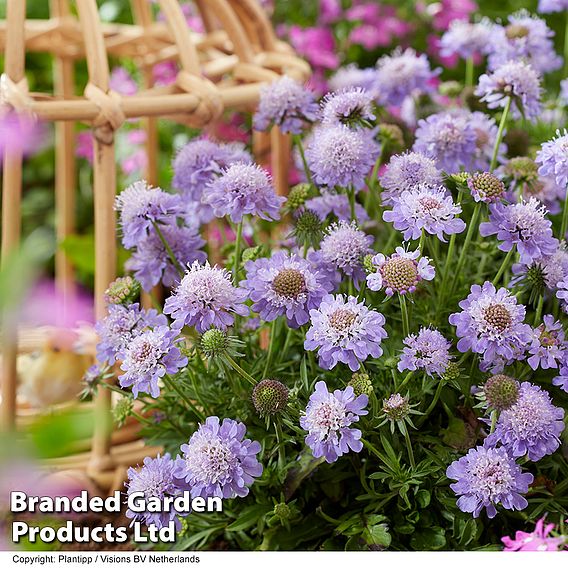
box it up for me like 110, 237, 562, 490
252, 379, 289, 416
104, 276, 140, 305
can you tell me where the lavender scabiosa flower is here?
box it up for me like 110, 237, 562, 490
328, 65, 379, 99
538, 0, 568, 11
319, 221, 373, 286
115, 180, 182, 249
475, 60, 542, 122
375, 48, 437, 107
95, 303, 166, 365
305, 193, 369, 223
253, 76, 319, 134
440, 19, 493, 60
502, 517, 566, 551
241, 250, 332, 328
203, 163, 284, 224
172, 139, 251, 220
558, 277, 568, 313
320, 87, 375, 128
487, 382, 565, 462
382, 184, 466, 242
413, 111, 478, 173
304, 294, 387, 371
367, 247, 435, 296
118, 326, 187, 398
449, 282, 533, 370
125, 455, 188, 530
527, 315, 567, 371
446, 445, 533, 519
468, 172, 506, 204
305, 125, 380, 189
536, 129, 568, 189
398, 327, 452, 377
125, 225, 206, 292
487, 12, 562, 75
173, 416, 262, 499
553, 365, 568, 393
479, 198, 558, 264
300, 381, 368, 463
380, 152, 442, 205
164, 261, 249, 333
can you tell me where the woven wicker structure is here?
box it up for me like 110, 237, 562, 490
0, 0, 309, 489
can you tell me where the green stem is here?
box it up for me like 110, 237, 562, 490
439, 232, 456, 303
233, 219, 244, 283
274, 419, 285, 469
465, 56, 474, 88
400, 423, 416, 469
419, 380, 444, 426
263, 319, 278, 378
492, 248, 514, 287
347, 184, 356, 223
365, 147, 384, 213
293, 134, 313, 186
162, 375, 205, 422
152, 221, 185, 277
489, 410, 497, 435
560, 188, 568, 240
279, 326, 294, 363
418, 229, 426, 254
225, 354, 257, 386
452, 202, 482, 294
399, 294, 410, 338
533, 294, 544, 326
397, 371, 414, 392
490, 96, 511, 172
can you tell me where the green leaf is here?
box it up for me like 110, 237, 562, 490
416, 489, 431, 508
226, 504, 272, 532
363, 524, 391, 549
410, 527, 447, 551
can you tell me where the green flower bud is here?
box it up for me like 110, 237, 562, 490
349, 372, 373, 397
484, 374, 520, 411
287, 183, 312, 210
104, 276, 141, 305
252, 379, 289, 416
112, 396, 133, 428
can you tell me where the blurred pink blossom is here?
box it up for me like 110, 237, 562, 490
76, 131, 94, 164
288, 26, 339, 69
319, 0, 342, 24
109, 67, 138, 96
431, 0, 477, 31
502, 518, 566, 551
153, 61, 178, 87
0, 110, 46, 161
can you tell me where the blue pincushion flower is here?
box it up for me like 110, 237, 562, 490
527, 315, 567, 371
300, 381, 368, 463
174, 416, 262, 499
398, 327, 452, 377
536, 129, 568, 189
320, 87, 375, 128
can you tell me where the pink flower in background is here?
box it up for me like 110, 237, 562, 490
153, 61, 178, 87
319, 0, 342, 24
76, 131, 94, 164
431, 0, 477, 31
427, 34, 460, 68
502, 518, 566, 551
121, 149, 147, 177
213, 113, 249, 144
288, 26, 339, 69
127, 129, 147, 146
0, 110, 46, 161
109, 67, 138, 96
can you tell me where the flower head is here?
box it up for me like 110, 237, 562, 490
174, 416, 262, 499
115, 181, 182, 249
125, 455, 188, 530
348, 372, 373, 397
413, 111, 478, 173
253, 76, 319, 134
319, 221, 373, 285
252, 379, 289, 416
475, 60, 542, 122
380, 152, 442, 205
104, 276, 141, 306
305, 125, 380, 189
446, 445, 533, 518
468, 172, 506, 204
118, 326, 187, 398
304, 294, 387, 371
203, 163, 285, 223
164, 261, 249, 333
382, 393, 410, 422
449, 282, 532, 370
479, 198, 557, 264
538, 0, 568, 13
328, 65, 379, 98
483, 375, 520, 411
502, 518, 566, 551
528, 315, 567, 371
300, 381, 368, 463
241, 250, 332, 328
125, 225, 206, 292
383, 184, 465, 242
320, 87, 375, 128
95, 303, 167, 365
440, 19, 492, 60
398, 327, 452, 377
375, 48, 437, 106
536, 129, 568, 189
487, 382, 565, 462
553, 365, 568, 393
367, 247, 434, 296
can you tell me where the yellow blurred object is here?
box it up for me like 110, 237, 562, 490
16, 328, 93, 408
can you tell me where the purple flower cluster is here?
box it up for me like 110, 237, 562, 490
536, 129, 568, 189
254, 76, 319, 134
440, 19, 492, 60
329, 65, 379, 98
300, 381, 368, 463
446, 445, 533, 518
538, 0, 568, 12
398, 327, 452, 377
164, 261, 249, 333
174, 416, 262, 499
203, 163, 285, 223
367, 247, 435, 296
320, 87, 375, 128
449, 282, 532, 371
479, 198, 557, 264
527, 315, 567, 371
487, 382, 565, 462
305, 125, 380, 189
118, 326, 187, 398
383, 184, 465, 242
241, 250, 332, 328
304, 294, 387, 371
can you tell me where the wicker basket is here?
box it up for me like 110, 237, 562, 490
0, 0, 309, 491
